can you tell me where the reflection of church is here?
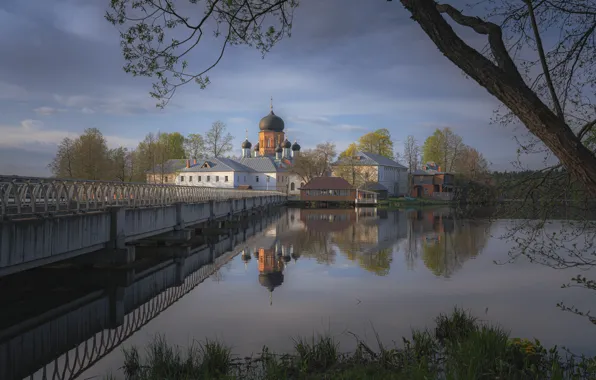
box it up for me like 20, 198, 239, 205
241, 210, 302, 305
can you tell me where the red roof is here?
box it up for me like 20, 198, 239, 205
300, 176, 354, 190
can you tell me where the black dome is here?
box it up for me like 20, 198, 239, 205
275, 144, 283, 153
241, 139, 252, 149
259, 111, 285, 132
283, 139, 291, 148
259, 272, 284, 291
253, 142, 260, 150
291, 141, 301, 151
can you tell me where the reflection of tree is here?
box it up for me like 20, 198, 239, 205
283, 228, 337, 265
332, 223, 394, 276
419, 219, 492, 278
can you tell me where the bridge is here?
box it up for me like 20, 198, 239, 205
0, 209, 281, 380
0, 176, 286, 278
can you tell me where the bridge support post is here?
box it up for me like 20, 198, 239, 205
175, 202, 185, 230
108, 286, 125, 328
110, 207, 126, 249
174, 257, 185, 286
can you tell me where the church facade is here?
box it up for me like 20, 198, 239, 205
175, 102, 303, 195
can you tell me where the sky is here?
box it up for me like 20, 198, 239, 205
0, 0, 542, 177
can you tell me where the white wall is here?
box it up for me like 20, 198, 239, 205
176, 171, 237, 188
378, 166, 408, 196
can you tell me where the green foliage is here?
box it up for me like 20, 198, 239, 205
357, 129, 394, 158
106, 309, 596, 379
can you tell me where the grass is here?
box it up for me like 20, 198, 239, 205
105, 308, 596, 379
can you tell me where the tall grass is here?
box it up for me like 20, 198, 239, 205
107, 308, 596, 379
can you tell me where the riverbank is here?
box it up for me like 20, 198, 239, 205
378, 197, 453, 209
104, 309, 596, 379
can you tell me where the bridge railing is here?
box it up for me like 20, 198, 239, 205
0, 175, 284, 218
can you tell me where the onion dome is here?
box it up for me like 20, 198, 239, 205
259, 111, 285, 132
275, 144, 283, 153
283, 139, 291, 149
291, 252, 301, 262
291, 141, 301, 151
283, 255, 291, 263
258, 272, 284, 291
241, 139, 252, 149
253, 142, 260, 151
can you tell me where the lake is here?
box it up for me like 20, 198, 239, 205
2, 207, 595, 380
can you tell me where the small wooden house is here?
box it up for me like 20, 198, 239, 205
300, 177, 356, 202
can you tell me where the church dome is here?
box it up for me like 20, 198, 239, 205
275, 144, 283, 153
291, 141, 301, 151
283, 139, 291, 149
259, 111, 285, 132
258, 272, 284, 291
253, 142, 260, 151
241, 139, 252, 149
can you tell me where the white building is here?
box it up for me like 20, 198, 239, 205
175, 102, 303, 194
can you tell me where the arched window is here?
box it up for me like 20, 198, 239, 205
291, 183, 295, 191
300, 182, 304, 187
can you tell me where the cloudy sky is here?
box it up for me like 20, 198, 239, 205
0, 0, 538, 176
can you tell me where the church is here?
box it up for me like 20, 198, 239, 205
174, 101, 303, 195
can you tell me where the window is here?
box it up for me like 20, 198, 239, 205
180, 176, 185, 182
189, 176, 193, 182
207, 176, 210, 182
198, 176, 202, 182
216, 176, 219, 182
164, 177, 168, 183
225, 176, 228, 182
243, 175, 246, 182
237, 176, 239, 182
256, 176, 259, 183
291, 183, 295, 191
266, 176, 270, 182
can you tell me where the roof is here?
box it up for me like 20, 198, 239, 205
236, 156, 286, 173
259, 110, 285, 132
146, 159, 187, 174
359, 182, 388, 191
181, 157, 253, 173
333, 151, 407, 169
301, 176, 354, 190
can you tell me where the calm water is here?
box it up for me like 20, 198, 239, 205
2, 207, 596, 380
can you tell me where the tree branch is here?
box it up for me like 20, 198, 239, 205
525, 0, 564, 119
434, 3, 525, 83
578, 119, 596, 141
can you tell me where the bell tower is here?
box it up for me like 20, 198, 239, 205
258, 97, 285, 157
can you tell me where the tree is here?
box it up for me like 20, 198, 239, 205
339, 143, 358, 160
403, 135, 420, 174
160, 132, 186, 159
49, 137, 76, 178
205, 121, 233, 157
454, 146, 489, 181
422, 128, 464, 172
107, 0, 596, 195
184, 133, 205, 159
108, 147, 135, 182
289, 142, 337, 183
357, 129, 393, 158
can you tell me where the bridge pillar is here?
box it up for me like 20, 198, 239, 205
108, 286, 125, 329
110, 207, 126, 249
175, 202, 185, 230
174, 257, 185, 286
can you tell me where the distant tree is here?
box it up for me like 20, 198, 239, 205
289, 142, 336, 183
72, 128, 110, 180
49, 137, 76, 178
422, 128, 464, 172
160, 132, 186, 159
184, 133, 205, 159
108, 147, 135, 182
357, 129, 393, 158
205, 121, 233, 157
403, 135, 420, 174
454, 146, 489, 181
339, 143, 358, 160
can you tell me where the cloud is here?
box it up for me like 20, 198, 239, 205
331, 124, 367, 132
34, 106, 60, 115
227, 117, 252, 125
0, 81, 28, 100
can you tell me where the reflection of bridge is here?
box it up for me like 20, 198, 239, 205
0, 211, 281, 380
0, 176, 285, 278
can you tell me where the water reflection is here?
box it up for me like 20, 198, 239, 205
4, 207, 594, 380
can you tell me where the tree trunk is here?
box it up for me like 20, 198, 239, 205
400, 0, 596, 196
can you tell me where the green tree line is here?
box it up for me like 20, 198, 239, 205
48, 121, 234, 182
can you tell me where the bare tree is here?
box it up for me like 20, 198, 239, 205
184, 133, 206, 159
205, 121, 233, 157
403, 135, 420, 174
49, 137, 76, 178
289, 142, 337, 183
